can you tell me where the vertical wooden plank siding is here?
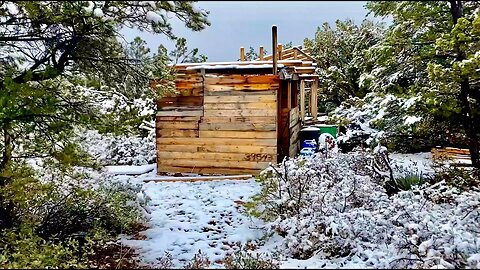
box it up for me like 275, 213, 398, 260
300, 80, 305, 122
289, 106, 300, 157
311, 78, 318, 120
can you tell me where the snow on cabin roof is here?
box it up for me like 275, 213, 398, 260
175, 60, 271, 67
185, 63, 285, 70
173, 60, 306, 67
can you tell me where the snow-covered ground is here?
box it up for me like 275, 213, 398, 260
390, 151, 434, 177
106, 152, 480, 269
105, 164, 156, 175
112, 168, 265, 268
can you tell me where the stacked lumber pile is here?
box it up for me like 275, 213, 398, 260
431, 147, 472, 166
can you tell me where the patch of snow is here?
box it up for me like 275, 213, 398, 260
430, 265, 447, 269
108, 6, 118, 13
186, 64, 285, 70
105, 164, 156, 175
6, 2, 18, 15
301, 126, 320, 131
328, 66, 339, 72
468, 254, 480, 268
191, 4, 202, 15
359, 73, 374, 88
317, 115, 329, 122
403, 96, 420, 109
120, 178, 263, 268
373, 144, 388, 154
166, 1, 175, 10
372, 108, 385, 122
146, 11, 163, 24
390, 152, 434, 176
93, 7, 104, 18
404, 115, 422, 125
83, 1, 94, 14
139, 1, 157, 8
250, 152, 480, 269
75, 126, 156, 167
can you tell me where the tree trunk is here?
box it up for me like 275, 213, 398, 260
0, 121, 14, 229
449, 0, 480, 168
0, 122, 12, 173
459, 79, 480, 168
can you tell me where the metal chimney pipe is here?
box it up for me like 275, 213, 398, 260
239, 47, 245, 61
272, 25, 278, 75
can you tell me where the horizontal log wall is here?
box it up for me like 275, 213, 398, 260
156, 73, 279, 175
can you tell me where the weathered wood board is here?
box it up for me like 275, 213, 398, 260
289, 106, 300, 157
143, 174, 254, 183
157, 145, 277, 154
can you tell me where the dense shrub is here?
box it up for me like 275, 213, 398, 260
0, 161, 145, 269
329, 92, 449, 153
247, 152, 480, 268
431, 159, 480, 190
154, 249, 279, 269
223, 246, 280, 269
183, 250, 211, 269
73, 92, 156, 166
0, 225, 84, 268
76, 126, 156, 166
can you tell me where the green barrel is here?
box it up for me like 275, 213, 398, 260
317, 124, 338, 138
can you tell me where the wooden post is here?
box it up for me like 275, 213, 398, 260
240, 47, 245, 61
278, 43, 283, 60
293, 49, 298, 60
272, 25, 277, 75
300, 80, 305, 122
287, 80, 292, 109
311, 78, 318, 120
259, 46, 264, 60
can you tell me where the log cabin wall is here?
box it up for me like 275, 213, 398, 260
155, 45, 317, 175
156, 71, 204, 173
156, 71, 279, 175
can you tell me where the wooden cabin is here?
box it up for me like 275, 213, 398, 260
154, 27, 319, 175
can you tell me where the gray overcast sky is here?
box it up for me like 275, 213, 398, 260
122, 1, 384, 62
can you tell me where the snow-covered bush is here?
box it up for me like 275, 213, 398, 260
223, 246, 280, 269
71, 82, 157, 166
329, 92, 448, 153
75, 125, 156, 166
249, 152, 480, 268
431, 162, 480, 191
247, 152, 375, 223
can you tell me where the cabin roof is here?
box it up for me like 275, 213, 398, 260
184, 63, 285, 70
171, 45, 317, 77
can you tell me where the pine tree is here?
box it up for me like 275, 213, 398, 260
303, 19, 385, 105
367, 1, 480, 168
0, 1, 210, 171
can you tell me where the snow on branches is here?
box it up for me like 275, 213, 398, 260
329, 92, 425, 152
249, 152, 480, 268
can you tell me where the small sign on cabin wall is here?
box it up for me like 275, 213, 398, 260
243, 153, 273, 162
